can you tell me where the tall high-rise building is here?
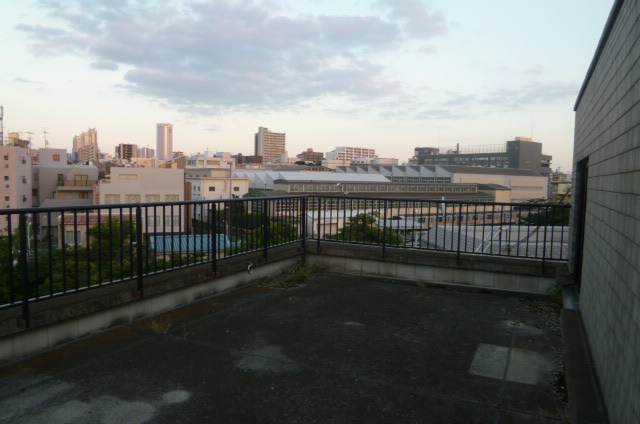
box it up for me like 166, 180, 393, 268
72, 128, 100, 164
137, 147, 155, 158
254, 127, 286, 164
156, 123, 173, 160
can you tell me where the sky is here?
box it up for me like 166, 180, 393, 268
1, 0, 614, 172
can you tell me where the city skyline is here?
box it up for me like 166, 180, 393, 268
1, 1, 613, 171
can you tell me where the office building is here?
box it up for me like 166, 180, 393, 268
414, 137, 552, 176
254, 127, 286, 164
156, 123, 173, 160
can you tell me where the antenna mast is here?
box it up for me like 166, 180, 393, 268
26, 132, 34, 149
0, 106, 4, 146
43, 127, 49, 148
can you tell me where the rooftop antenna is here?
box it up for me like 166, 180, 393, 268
0, 105, 4, 146
43, 127, 49, 147
25, 131, 34, 148
530, 119, 534, 140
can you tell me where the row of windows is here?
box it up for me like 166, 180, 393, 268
103, 194, 180, 204
2, 176, 28, 183
289, 183, 474, 193
2, 155, 28, 164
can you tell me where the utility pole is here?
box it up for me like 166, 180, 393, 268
43, 127, 49, 147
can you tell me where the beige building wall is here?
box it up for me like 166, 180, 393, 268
452, 174, 547, 202
98, 167, 185, 233
37, 165, 99, 208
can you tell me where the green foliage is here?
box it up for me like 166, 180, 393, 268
547, 283, 563, 305
330, 213, 403, 245
519, 206, 570, 226
250, 220, 299, 247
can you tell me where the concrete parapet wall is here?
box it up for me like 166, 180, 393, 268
306, 242, 560, 294
0, 244, 302, 362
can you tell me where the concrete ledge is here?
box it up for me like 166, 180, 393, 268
0, 245, 302, 362
562, 309, 609, 423
307, 242, 561, 294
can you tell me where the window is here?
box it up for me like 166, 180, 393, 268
126, 194, 140, 203
4, 176, 8, 181
65, 230, 82, 245
233, 187, 239, 192
165, 194, 179, 202
21, 157, 26, 164
79, 192, 90, 199
105, 194, 121, 204
119, 174, 138, 180
145, 194, 160, 202
4, 196, 7, 201
209, 187, 216, 192
164, 216, 179, 227
53, 154, 61, 161
3, 155, 8, 160
75, 174, 88, 181
21, 176, 27, 183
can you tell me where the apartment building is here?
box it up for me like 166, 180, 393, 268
115, 143, 138, 161
186, 168, 249, 201
186, 151, 235, 169
254, 127, 286, 164
97, 167, 185, 234
326, 146, 376, 162
0, 145, 32, 235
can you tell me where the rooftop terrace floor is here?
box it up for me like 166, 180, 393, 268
0, 273, 566, 423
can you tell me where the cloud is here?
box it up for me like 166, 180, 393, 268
377, 0, 448, 38
481, 81, 578, 109
91, 61, 119, 71
15, 0, 448, 115
15, 77, 38, 84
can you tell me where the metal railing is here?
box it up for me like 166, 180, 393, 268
0, 195, 570, 321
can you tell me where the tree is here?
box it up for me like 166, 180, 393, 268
249, 220, 299, 248
330, 213, 403, 245
519, 202, 570, 226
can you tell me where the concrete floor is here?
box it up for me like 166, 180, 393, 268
0, 273, 566, 423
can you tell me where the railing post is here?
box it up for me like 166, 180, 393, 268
135, 204, 144, 297
19, 213, 30, 328
316, 196, 322, 252
542, 205, 549, 272
301, 196, 307, 264
262, 199, 269, 260
382, 200, 388, 258
456, 203, 462, 263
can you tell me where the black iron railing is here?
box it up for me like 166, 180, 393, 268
0, 196, 570, 318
